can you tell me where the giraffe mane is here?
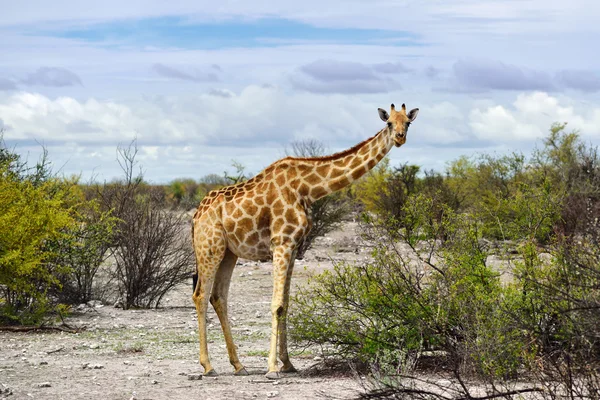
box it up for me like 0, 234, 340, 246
282, 128, 386, 163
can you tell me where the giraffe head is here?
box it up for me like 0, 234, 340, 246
378, 103, 419, 147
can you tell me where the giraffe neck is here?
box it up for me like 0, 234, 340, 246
295, 127, 394, 203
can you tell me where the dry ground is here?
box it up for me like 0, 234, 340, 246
0, 222, 373, 400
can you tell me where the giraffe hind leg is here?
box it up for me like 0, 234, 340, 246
192, 224, 227, 376
210, 249, 248, 375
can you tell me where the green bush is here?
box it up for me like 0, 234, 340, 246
291, 123, 600, 397
0, 146, 75, 324
291, 195, 530, 379
47, 198, 117, 305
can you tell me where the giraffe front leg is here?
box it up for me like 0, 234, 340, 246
278, 257, 297, 373
265, 247, 294, 379
210, 249, 247, 375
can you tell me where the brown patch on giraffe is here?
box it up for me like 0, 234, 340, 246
330, 167, 346, 179
284, 208, 297, 222
311, 186, 328, 200
224, 219, 236, 233
286, 167, 298, 180
275, 173, 286, 187
257, 208, 270, 229
316, 164, 329, 178
272, 199, 285, 214
255, 195, 265, 206
329, 176, 350, 192
237, 217, 254, 234
241, 199, 259, 216
295, 163, 311, 174
351, 168, 364, 180
349, 156, 362, 169
367, 158, 378, 169
282, 224, 295, 236
246, 231, 260, 246
298, 183, 310, 197
272, 217, 285, 233
333, 159, 346, 169
370, 146, 379, 158
304, 173, 320, 186
231, 207, 244, 220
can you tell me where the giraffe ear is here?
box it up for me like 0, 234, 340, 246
378, 108, 389, 122
407, 108, 419, 122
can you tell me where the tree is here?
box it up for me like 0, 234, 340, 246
0, 137, 75, 324
95, 141, 194, 309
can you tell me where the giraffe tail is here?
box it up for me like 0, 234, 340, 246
191, 217, 200, 294
192, 272, 199, 293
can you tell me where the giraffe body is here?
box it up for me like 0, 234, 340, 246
192, 103, 419, 378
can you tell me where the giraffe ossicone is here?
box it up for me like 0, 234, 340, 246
191, 103, 419, 378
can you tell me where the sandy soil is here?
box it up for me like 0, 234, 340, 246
0, 222, 374, 400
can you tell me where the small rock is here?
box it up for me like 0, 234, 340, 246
255, 311, 261, 318
87, 300, 104, 308
39, 361, 48, 365
187, 373, 203, 381
313, 356, 323, 362
123, 361, 133, 366
37, 382, 52, 388
266, 391, 279, 398
82, 363, 90, 369
89, 343, 100, 349
151, 380, 158, 385
0, 383, 12, 395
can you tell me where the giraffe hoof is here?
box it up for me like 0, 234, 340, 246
204, 369, 218, 377
234, 367, 249, 376
265, 371, 281, 380
280, 365, 298, 373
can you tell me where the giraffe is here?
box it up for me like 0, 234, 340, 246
192, 103, 419, 379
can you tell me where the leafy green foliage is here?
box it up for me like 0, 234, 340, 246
0, 142, 75, 324
291, 198, 530, 379
291, 123, 600, 392
47, 199, 117, 305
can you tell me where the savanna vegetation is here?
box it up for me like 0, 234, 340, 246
2, 123, 599, 398
290, 123, 600, 399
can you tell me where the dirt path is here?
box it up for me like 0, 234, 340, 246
0, 223, 370, 400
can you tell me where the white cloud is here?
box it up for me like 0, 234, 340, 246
3, 87, 600, 182
0, 86, 484, 180
469, 92, 600, 142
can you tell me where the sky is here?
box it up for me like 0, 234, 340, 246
0, 0, 599, 183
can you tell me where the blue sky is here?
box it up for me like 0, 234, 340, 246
35, 17, 418, 49
0, 1, 599, 182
